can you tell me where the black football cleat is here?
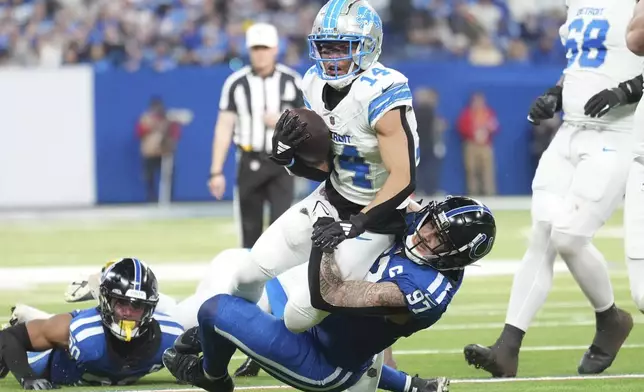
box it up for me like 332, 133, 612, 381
8, 306, 18, 327
163, 348, 234, 392
463, 344, 518, 378
174, 326, 202, 355
578, 307, 633, 375
0, 333, 8, 379
234, 357, 261, 377
410, 375, 449, 392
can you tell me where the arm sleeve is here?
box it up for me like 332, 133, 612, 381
307, 246, 409, 316
285, 157, 330, 182
359, 107, 416, 229
0, 323, 38, 380
618, 74, 644, 104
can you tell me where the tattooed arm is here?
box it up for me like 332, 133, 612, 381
318, 251, 407, 309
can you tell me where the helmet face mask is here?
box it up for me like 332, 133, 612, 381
404, 196, 496, 271
308, 0, 383, 89
98, 258, 159, 342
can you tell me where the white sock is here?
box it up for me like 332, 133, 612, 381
505, 221, 557, 331
551, 230, 614, 312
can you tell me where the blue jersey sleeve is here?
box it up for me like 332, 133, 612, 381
153, 312, 185, 337
380, 256, 458, 317
68, 308, 106, 365
154, 312, 185, 357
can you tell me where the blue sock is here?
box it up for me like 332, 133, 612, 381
198, 297, 237, 378
378, 365, 411, 392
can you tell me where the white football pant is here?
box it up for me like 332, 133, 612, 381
506, 122, 632, 331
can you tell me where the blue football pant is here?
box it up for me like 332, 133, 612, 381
198, 294, 368, 392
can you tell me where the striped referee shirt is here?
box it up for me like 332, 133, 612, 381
219, 64, 305, 154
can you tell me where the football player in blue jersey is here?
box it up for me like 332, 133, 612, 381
162, 196, 496, 392
0, 258, 184, 390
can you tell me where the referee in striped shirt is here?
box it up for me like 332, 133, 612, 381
208, 23, 305, 250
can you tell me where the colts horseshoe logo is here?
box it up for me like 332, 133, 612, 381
469, 234, 494, 259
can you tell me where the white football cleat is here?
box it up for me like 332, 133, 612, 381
64, 272, 102, 303
10, 304, 54, 324
64, 279, 93, 303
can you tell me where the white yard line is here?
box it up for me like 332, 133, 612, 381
390, 344, 644, 355
0, 260, 575, 290
220, 343, 644, 360
423, 318, 644, 331
111, 373, 644, 392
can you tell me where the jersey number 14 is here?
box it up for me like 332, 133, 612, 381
565, 18, 609, 69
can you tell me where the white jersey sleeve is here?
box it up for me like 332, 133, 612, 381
560, 0, 644, 132
360, 69, 414, 128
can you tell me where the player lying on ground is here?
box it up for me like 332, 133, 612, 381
0, 258, 184, 390
162, 196, 496, 392
463, 0, 644, 378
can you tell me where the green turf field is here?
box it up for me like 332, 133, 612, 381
1, 208, 641, 392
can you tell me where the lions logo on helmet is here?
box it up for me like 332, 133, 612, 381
98, 258, 159, 342
404, 196, 496, 270
308, 0, 384, 89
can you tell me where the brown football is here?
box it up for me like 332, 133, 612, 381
291, 107, 331, 165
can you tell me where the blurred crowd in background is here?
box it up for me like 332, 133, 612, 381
0, 0, 567, 71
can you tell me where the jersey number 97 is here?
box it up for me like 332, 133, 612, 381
565, 18, 610, 69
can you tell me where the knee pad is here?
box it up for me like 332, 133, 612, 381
550, 230, 589, 256
204, 248, 271, 304
283, 300, 329, 333
196, 248, 256, 295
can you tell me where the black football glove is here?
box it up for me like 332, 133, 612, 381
528, 86, 562, 125
21, 378, 59, 390
270, 110, 311, 166
584, 87, 628, 118
311, 213, 367, 252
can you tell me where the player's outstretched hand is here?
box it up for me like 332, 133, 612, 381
21, 378, 59, 390
584, 88, 625, 118
270, 109, 311, 166
311, 213, 367, 252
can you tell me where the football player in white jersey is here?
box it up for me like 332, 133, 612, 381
622, 0, 644, 338
464, 0, 644, 378
220, 0, 420, 334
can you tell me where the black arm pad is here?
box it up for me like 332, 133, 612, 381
618, 74, 644, 104
308, 245, 409, 316
0, 323, 38, 381
287, 158, 330, 182
361, 108, 416, 229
